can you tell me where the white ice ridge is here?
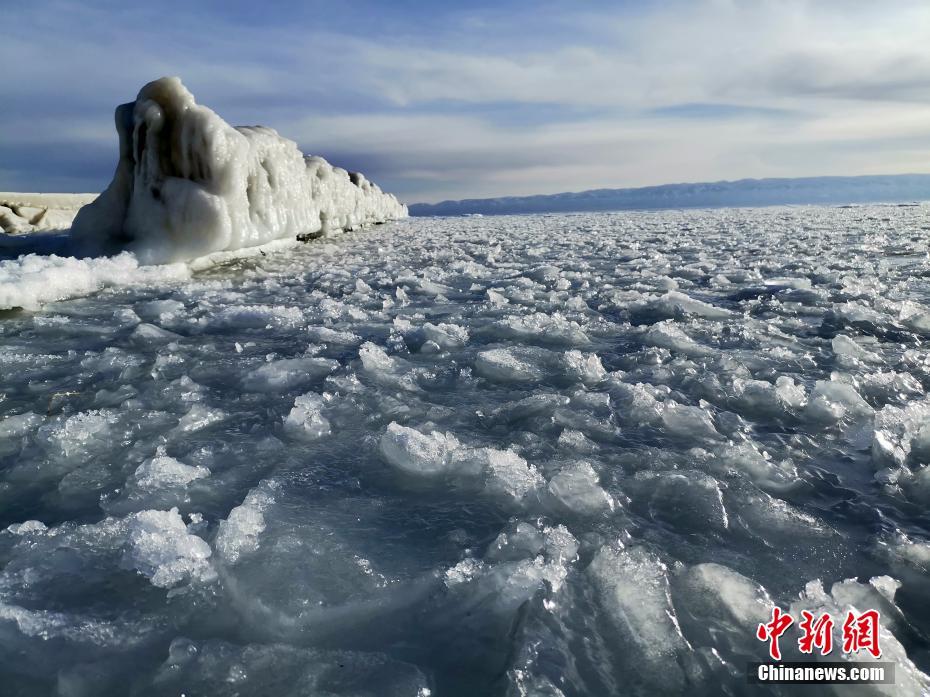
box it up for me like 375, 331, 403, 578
70, 77, 407, 264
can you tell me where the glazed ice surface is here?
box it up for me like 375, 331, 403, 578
1, 206, 929, 696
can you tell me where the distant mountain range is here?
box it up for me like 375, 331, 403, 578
408, 174, 930, 216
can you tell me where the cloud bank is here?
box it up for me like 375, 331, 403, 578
3, 0, 930, 202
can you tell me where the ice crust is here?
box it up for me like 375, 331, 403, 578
1, 206, 929, 695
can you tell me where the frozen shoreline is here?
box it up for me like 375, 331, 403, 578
0, 192, 97, 234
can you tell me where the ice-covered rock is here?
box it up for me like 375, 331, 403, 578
70, 77, 406, 263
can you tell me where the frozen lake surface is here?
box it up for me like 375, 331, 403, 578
2, 206, 930, 695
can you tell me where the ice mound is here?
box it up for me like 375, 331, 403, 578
70, 77, 406, 263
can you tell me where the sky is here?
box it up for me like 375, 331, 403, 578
2, 0, 930, 203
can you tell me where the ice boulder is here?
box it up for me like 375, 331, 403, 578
71, 77, 407, 263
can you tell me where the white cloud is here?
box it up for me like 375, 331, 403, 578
3, 0, 930, 200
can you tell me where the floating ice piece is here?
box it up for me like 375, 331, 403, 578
215, 482, 277, 564
130, 322, 181, 344
36, 409, 120, 464
242, 356, 338, 392
132, 452, 209, 490
467, 447, 544, 502
485, 393, 569, 425
0, 411, 42, 441
147, 638, 429, 696
124, 508, 214, 588
6, 520, 48, 536
643, 321, 712, 356
832, 334, 882, 365
284, 392, 332, 440
561, 350, 607, 385
305, 325, 362, 346
804, 379, 874, 423
446, 524, 578, 610
730, 376, 806, 418
379, 423, 462, 477
421, 322, 469, 349
633, 470, 729, 533
475, 348, 544, 383
490, 312, 590, 346
545, 462, 614, 516
661, 401, 722, 441
172, 404, 225, 434
713, 441, 799, 491
588, 545, 690, 691
791, 578, 930, 694
70, 77, 406, 263
380, 423, 543, 502
207, 303, 306, 330
675, 563, 771, 630
652, 290, 732, 320
871, 399, 930, 468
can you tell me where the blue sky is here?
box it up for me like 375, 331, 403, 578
2, 0, 930, 202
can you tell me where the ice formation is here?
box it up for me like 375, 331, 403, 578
0, 193, 95, 234
69, 77, 406, 263
0, 205, 929, 695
